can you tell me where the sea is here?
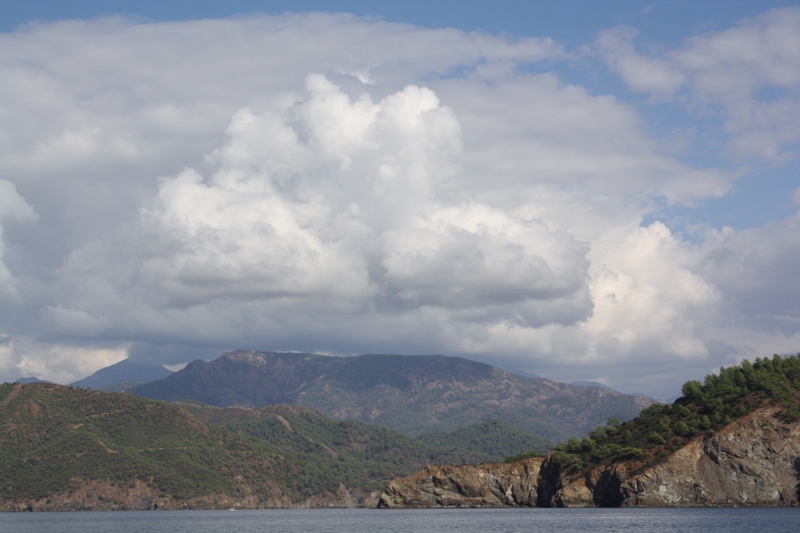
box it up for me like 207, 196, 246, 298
0, 507, 798, 533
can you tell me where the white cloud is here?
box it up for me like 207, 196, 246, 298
596, 26, 686, 96
434, 74, 733, 207
598, 7, 800, 162
0, 13, 796, 398
50, 75, 591, 344
0, 180, 38, 302
0, 335, 127, 384
585, 222, 719, 360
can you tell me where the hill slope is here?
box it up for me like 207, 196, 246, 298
131, 351, 650, 441
0, 383, 487, 510
180, 403, 488, 499
415, 419, 553, 458
379, 353, 800, 508
0, 383, 282, 510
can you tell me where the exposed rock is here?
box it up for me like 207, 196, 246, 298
379, 458, 544, 508
615, 406, 800, 507
380, 407, 800, 508
1, 479, 273, 512
1, 478, 380, 511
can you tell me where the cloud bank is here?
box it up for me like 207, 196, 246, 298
1, 10, 799, 397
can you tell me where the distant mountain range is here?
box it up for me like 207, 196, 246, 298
70, 359, 173, 390
14, 377, 52, 384
130, 350, 651, 441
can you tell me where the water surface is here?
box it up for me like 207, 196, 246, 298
1, 507, 797, 533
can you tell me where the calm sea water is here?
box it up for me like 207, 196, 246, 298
0, 507, 797, 533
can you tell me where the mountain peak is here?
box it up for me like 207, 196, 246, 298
71, 358, 173, 390
131, 350, 649, 441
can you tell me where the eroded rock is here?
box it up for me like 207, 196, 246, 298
380, 407, 800, 508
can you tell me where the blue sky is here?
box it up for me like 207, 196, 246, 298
2, 1, 792, 40
1, 1, 798, 398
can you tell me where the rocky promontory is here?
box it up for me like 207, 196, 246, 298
380, 406, 800, 508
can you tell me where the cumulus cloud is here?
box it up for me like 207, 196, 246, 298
48, 75, 591, 350
0, 12, 797, 398
586, 222, 719, 360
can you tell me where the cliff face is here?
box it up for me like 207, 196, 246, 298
379, 458, 544, 508
380, 407, 800, 508
617, 406, 800, 507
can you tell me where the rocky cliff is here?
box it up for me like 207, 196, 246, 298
380, 407, 800, 508
379, 458, 544, 508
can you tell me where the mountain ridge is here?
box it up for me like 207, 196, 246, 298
131, 350, 651, 441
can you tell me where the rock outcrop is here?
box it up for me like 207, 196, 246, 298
379, 458, 544, 508
379, 407, 800, 508
1, 479, 380, 512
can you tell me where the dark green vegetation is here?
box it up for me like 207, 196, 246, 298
0, 383, 277, 503
0, 383, 490, 506
416, 419, 553, 460
180, 403, 486, 499
131, 351, 649, 441
543, 354, 800, 475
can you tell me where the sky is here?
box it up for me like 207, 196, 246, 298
1, 1, 799, 399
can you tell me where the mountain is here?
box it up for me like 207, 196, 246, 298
131, 350, 651, 441
70, 358, 173, 390
379, 353, 800, 508
570, 381, 610, 389
0, 382, 486, 511
14, 377, 51, 384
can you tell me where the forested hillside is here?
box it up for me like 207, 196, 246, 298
543, 354, 800, 474
0, 383, 279, 505
0, 383, 489, 509
178, 403, 488, 499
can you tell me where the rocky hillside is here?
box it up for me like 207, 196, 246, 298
131, 351, 650, 441
0, 383, 486, 511
379, 406, 800, 508
379, 354, 800, 508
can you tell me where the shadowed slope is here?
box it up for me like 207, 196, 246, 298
132, 351, 650, 441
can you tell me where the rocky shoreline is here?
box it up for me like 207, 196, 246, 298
2, 480, 381, 512
379, 407, 800, 508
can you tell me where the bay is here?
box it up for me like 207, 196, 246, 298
0, 507, 798, 533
